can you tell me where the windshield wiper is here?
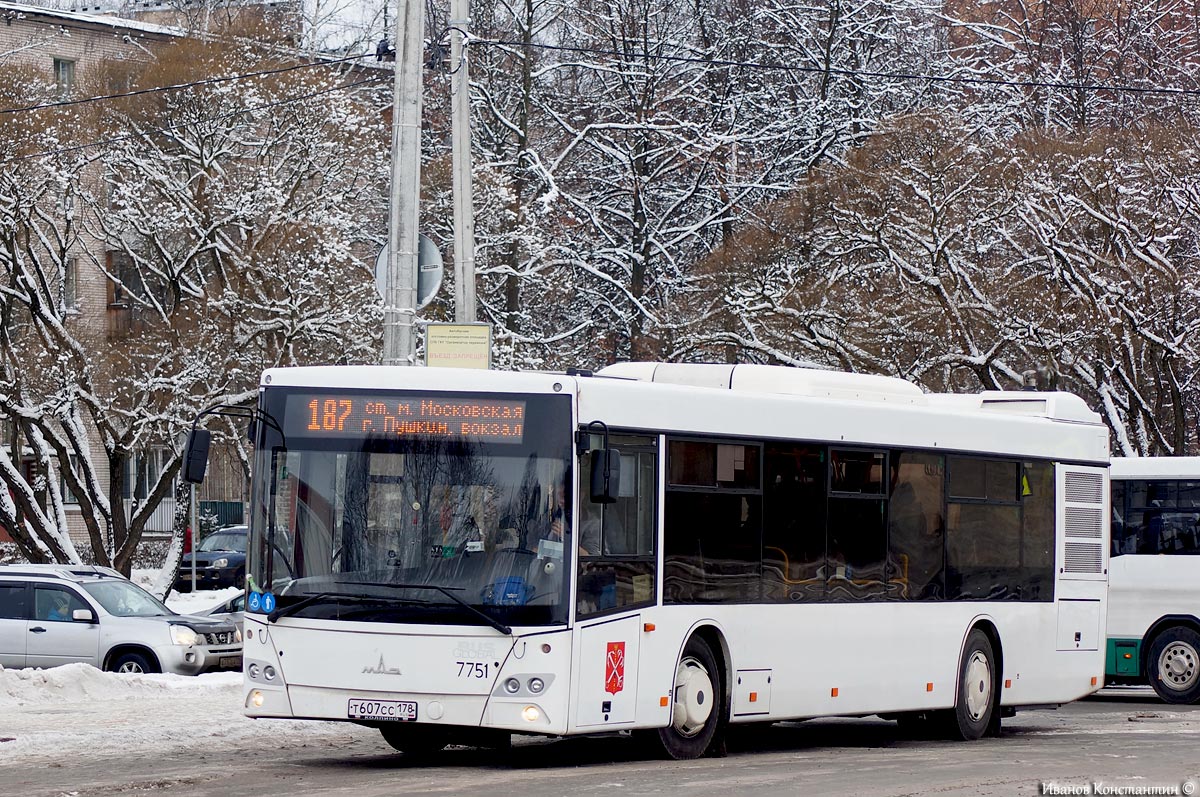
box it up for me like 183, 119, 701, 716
267, 591, 419, 623
352, 581, 513, 635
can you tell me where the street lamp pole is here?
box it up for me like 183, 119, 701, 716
449, 0, 476, 322
382, 0, 425, 365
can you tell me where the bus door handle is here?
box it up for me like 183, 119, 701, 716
29, 626, 47, 633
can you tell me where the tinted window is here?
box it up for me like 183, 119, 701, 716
830, 450, 886, 495
1178, 482, 1200, 509
1019, 462, 1055, 599
949, 458, 1018, 502
827, 496, 886, 600
0, 583, 29, 620
669, 441, 759, 489
34, 587, 89, 622
946, 503, 1021, 599
664, 491, 761, 604
887, 452, 945, 600
1113, 479, 1200, 556
762, 445, 826, 602
946, 456, 1025, 600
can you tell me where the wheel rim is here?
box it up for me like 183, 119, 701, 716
964, 651, 992, 721
117, 661, 144, 674
1157, 641, 1199, 692
671, 655, 714, 738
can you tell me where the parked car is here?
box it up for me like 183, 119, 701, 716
202, 592, 244, 636
0, 564, 242, 674
174, 525, 248, 592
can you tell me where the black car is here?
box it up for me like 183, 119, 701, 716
175, 526, 248, 592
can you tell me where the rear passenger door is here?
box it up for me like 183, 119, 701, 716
0, 582, 30, 668
26, 586, 99, 669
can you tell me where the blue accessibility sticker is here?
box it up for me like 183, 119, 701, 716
248, 592, 262, 613
262, 593, 276, 613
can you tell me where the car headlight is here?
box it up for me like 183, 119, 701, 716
212, 558, 229, 568
234, 628, 243, 643
170, 625, 199, 646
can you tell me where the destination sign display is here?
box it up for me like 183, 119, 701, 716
283, 394, 526, 444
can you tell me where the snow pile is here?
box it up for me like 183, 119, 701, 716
0, 666, 373, 765
0, 663, 238, 707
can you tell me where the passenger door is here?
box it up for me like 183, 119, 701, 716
0, 582, 30, 668
26, 586, 100, 668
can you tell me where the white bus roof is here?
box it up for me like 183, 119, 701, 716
588, 363, 1107, 463
1110, 456, 1200, 480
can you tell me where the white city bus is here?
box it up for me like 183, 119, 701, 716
201, 362, 1110, 759
1108, 457, 1200, 704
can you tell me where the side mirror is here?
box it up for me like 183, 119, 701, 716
71, 608, 97, 624
183, 428, 211, 484
590, 448, 621, 504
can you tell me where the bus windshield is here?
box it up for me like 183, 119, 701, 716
248, 389, 575, 628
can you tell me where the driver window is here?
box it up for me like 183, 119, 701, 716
34, 587, 87, 622
577, 434, 658, 618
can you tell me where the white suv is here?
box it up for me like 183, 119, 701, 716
0, 564, 242, 675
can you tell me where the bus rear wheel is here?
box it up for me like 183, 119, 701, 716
657, 635, 725, 760
379, 724, 449, 755
1147, 626, 1200, 705
946, 629, 998, 741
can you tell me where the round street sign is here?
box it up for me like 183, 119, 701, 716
375, 235, 445, 311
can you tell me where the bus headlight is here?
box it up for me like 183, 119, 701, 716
504, 677, 520, 694
527, 677, 545, 694
248, 663, 260, 679
250, 690, 265, 708
263, 665, 277, 681
522, 706, 541, 722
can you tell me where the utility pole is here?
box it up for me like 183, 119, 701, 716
382, 0, 425, 365
449, 0, 476, 322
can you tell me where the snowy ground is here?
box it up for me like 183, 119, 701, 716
0, 577, 373, 769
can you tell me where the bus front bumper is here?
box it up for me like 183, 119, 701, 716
247, 684, 566, 735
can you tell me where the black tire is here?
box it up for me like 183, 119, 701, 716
379, 725, 450, 755
108, 651, 159, 675
946, 629, 998, 741
657, 635, 726, 760
1146, 626, 1200, 705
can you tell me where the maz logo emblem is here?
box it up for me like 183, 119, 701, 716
362, 654, 402, 676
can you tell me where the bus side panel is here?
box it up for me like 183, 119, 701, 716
570, 614, 642, 730
629, 599, 1100, 729
1108, 555, 1200, 647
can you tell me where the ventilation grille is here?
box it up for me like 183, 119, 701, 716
1065, 471, 1103, 503
1064, 541, 1104, 573
1065, 506, 1104, 538
1061, 467, 1107, 581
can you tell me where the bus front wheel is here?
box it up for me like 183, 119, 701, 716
946, 629, 998, 741
657, 635, 726, 760
1147, 626, 1200, 705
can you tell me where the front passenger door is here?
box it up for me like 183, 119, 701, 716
0, 582, 30, 668
26, 586, 99, 669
